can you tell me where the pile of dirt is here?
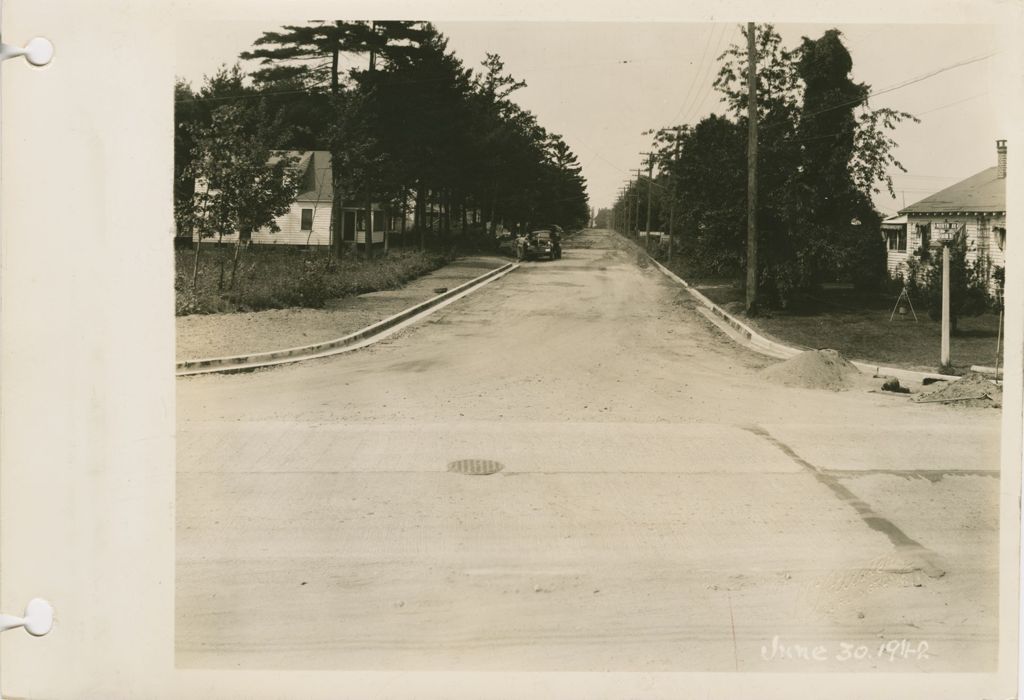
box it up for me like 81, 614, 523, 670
759, 349, 861, 391
913, 373, 1002, 408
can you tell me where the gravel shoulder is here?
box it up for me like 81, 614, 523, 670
175, 256, 508, 361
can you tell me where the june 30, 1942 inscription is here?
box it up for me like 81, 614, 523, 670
761, 635, 931, 663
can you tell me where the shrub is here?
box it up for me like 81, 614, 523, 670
176, 244, 453, 315
905, 235, 990, 333
848, 226, 888, 293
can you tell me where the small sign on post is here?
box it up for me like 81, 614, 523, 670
932, 221, 964, 242
941, 244, 951, 367
930, 222, 962, 368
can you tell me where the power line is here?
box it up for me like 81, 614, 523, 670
874, 52, 996, 99
574, 137, 628, 174
894, 173, 965, 181
753, 50, 997, 138
796, 51, 997, 124
916, 91, 987, 116
678, 24, 732, 126
669, 24, 718, 125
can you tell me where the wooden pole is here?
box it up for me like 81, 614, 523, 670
941, 244, 951, 366
618, 184, 626, 236
621, 189, 627, 233
642, 152, 654, 238
667, 127, 682, 262
745, 21, 759, 315
633, 168, 642, 237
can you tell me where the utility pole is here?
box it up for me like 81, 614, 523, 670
618, 188, 627, 233
642, 152, 655, 248
667, 127, 682, 262
633, 168, 643, 237
745, 21, 759, 315
621, 185, 630, 236
625, 181, 634, 236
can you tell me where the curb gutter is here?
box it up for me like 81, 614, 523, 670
649, 256, 960, 385
176, 262, 518, 377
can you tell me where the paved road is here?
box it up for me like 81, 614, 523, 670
176, 229, 1001, 671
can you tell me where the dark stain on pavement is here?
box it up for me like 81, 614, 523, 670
386, 358, 441, 373
743, 424, 947, 579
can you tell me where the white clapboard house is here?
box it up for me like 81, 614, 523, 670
193, 150, 391, 247
887, 140, 1007, 293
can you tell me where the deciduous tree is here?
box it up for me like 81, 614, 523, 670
176, 102, 300, 290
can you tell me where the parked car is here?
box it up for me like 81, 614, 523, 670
516, 229, 561, 261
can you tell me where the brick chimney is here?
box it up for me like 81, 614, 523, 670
997, 139, 1007, 178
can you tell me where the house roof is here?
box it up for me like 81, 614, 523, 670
881, 214, 907, 227
270, 150, 333, 203
899, 166, 1005, 215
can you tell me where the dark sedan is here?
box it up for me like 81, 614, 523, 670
517, 229, 561, 261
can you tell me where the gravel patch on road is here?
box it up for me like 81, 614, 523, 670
176, 256, 507, 361
913, 372, 1003, 408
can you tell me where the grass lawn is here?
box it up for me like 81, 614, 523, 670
175, 243, 454, 316
665, 262, 1003, 372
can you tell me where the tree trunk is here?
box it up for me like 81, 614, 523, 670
431, 190, 438, 240
217, 233, 225, 291
330, 45, 343, 261
364, 199, 374, 260
331, 172, 345, 260
331, 46, 339, 94
443, 190, 451, 239
414, 186, 425, 249
436, 192, 442, 240
488, 191, 497, 238
228, 238, 244, 290
460, 196, 468, 237
400, 191, 408, 248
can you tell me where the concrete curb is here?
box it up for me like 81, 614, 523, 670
176, 261, 518, 377
648, 256, 960, 385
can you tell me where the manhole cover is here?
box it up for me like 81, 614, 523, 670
448, 459, 504, 476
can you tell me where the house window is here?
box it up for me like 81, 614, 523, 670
300, 208, 314, 231
916, 223, 930, 250
995, 226, 1006, 251
887, 229, 907, 252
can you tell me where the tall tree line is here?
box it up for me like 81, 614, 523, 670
619, 25, 915, 308
175, 21, 590, 258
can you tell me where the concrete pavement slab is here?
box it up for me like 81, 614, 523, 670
177, 230, 1005, 673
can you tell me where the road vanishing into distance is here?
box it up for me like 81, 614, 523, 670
176, 229, 1002, 671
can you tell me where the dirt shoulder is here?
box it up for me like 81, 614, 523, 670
176, 256, 507, 361
662, 269, 1001, 374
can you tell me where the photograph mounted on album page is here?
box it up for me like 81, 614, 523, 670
1, 0, 1023, 697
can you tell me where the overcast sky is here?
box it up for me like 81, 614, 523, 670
176, 20, 1007, 219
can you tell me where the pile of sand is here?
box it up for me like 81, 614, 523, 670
759, 349, 861, 391
913, 373, 1002, 408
